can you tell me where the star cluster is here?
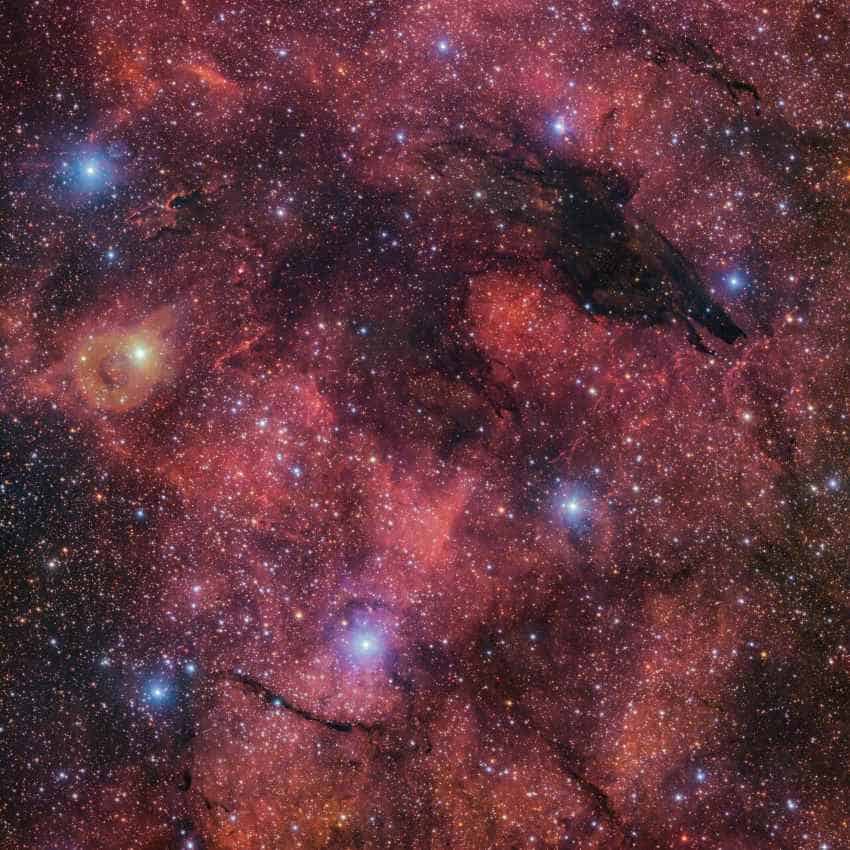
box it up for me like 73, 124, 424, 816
1, 2, 849, 849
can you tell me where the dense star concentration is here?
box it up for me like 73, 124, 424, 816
2, 1, 850, 848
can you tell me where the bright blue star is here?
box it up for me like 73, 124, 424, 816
76, 155, 112, 191
554, 483, 594, 534
144, 681, 171, 706
351, 628, 382, 658
57, 149, 117, 196
726, 271, 749, 292
341, 619, 388, 670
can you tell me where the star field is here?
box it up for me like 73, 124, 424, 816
1, 2, 849, 849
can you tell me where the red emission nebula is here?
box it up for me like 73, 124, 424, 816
2, 2, 850, 849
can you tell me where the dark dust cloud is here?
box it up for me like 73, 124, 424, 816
1, 2, 849, 848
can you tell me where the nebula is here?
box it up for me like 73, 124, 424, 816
1, 2, 849, 850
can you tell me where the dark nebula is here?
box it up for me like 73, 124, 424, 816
1, 2, 849, 849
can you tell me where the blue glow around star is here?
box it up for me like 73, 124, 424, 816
553, 482, 595, 534
143, 680, 171, 707
57, 150, 116, 195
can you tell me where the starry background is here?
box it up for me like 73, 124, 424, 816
1, 1, 849, 849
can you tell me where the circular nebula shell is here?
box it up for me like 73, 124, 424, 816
2, 3, 848, 850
